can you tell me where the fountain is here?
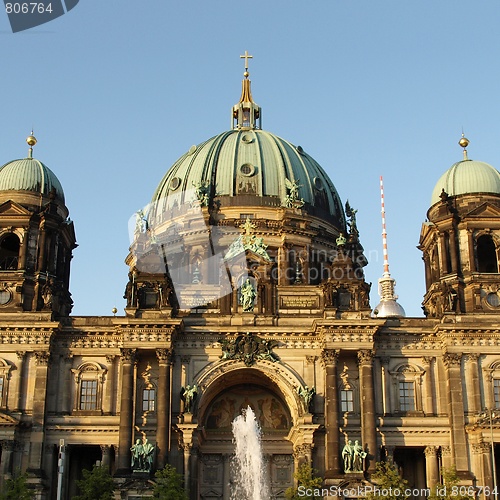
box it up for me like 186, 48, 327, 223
231, 406, 269, 500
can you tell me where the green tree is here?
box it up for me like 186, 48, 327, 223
153, 464, 188, 500
72, 465, 115, 500
365, 461, 410, 500
429, 466, 475, 500
0, 471, 35, 500
285, 463, 323, 499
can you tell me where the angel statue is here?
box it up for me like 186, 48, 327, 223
283, 178, 305, 208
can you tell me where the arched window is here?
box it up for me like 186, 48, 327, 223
0, 234, 20, 271
477, 235, 498, 273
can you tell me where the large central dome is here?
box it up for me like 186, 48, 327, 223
151, 129, 344, 225
148, 67, 346, 230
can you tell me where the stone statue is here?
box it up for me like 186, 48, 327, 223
298, 385, 316, 411
239, 279, 256, 312
182, 384, 198, 413
352, 440, 367, 472
342, 440, 354, 472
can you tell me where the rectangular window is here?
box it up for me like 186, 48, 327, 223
142, 389, 155, 412
340, 390, 354, 413
79, 380, 98, 410
494, 379, 500, 408
399, 381, 415, 412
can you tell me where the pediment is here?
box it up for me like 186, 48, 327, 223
464, 202, 500, 218
0, 200, 31, 216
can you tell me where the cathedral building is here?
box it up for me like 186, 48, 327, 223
0, 56, 499, 499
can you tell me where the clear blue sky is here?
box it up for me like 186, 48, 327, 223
2, 0, 500, 317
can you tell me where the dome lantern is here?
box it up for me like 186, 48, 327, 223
232, 51, 261, 130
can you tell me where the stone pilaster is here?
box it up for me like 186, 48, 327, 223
443, 353, 468, 472
321, 349, 340, 476
156, 348, 173, 469
100, 445, 111, 469
472, 442, 493, 492
14, 351, 26, 412
116, 348, 136, 474
358, 349, 377, 471
380, 357, 391, 415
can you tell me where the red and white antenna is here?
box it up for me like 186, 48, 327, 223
373, 176, 406, 318
380, 176, 390, 276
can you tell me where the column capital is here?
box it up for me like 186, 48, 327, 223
292, 443, 313, 459
464, 353, 479, 363
16, 351, 26, 361
443, 352, 462, 368
34, 351, 50, 366
105, 355, 116, 364
306, 355, 317, 365
156, 348, 173, 364
424, 445, 439, 457
421, 356, 434, 366
357, 349, 375, 367
441, 445, 452, 457
120, 348, 137, 364
471, 442, 490, 454
321, 349, 339, 367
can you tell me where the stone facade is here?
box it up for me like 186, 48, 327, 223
0, 89, 500, 499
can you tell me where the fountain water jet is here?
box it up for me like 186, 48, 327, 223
231, 406, 269, 500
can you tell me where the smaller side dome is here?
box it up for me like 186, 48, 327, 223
0, 158, 65, 203
430, 159, 500, 206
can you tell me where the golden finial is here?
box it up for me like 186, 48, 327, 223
26, 131, 37, 158
459, 133, 469, 160
240, 50, 253, 78
112, 307, 117, 316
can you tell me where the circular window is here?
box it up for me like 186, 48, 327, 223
0, 289, 11, 306
170, 177, 181, 190
240, 163, 256, 177
487, 293, 500, 307
187, 145, 197, 156
241, 134, 254, 144
314, 177, 324, 190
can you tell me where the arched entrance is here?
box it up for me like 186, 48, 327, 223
196, 367, 298, 499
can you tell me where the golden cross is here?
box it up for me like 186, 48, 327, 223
240, 51, 253, 72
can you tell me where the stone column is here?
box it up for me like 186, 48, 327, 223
358, 349, 377, 472
438, 233, 447, 276
422, 357, 435, 416
37, 225, 47, 273
116, 348, 136, 474
222, 454, 231, 500
385, 445, 395, 463
18, 230, 29, 270
467, 230, 476, 273
424, 446, 439, 488
156, 348, 173, 469
14, 351, 26, 412
29, 351, 50, 471
443, 353, 468, 472
464, 354, 481, 415
380, 357, 391, 415
321, 349, 340, 476
100, 445, 111, 469
293, 443, 313, 470
449, 229, 459, 274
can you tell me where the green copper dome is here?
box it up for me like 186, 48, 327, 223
430, 159, 500, 206
151, 129, 345, 226
0, 157, 65, 203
